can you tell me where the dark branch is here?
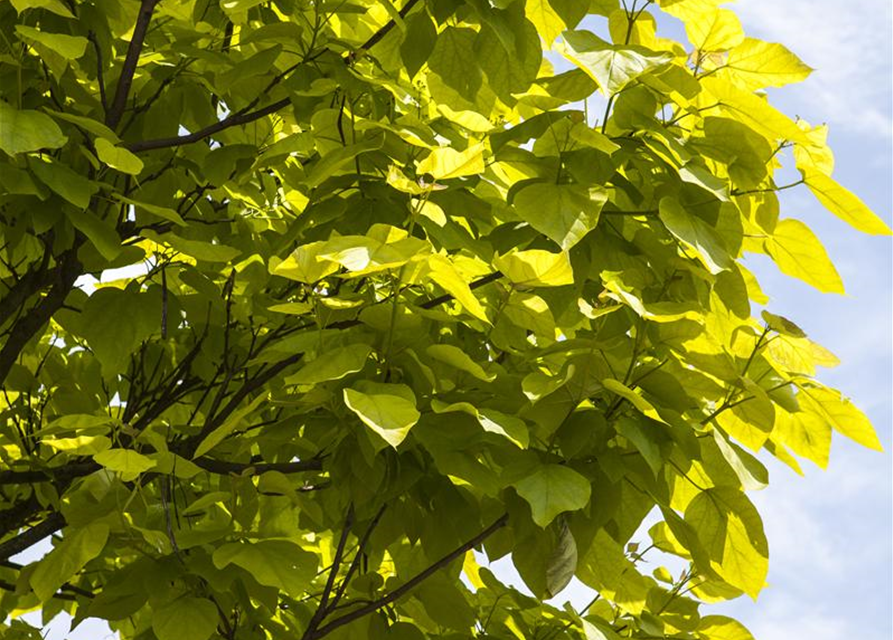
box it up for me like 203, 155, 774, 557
0, 455, 322, 486
325, 505, 387, 615
420, 271, 503, 310
106, 0, 161, 129
0, 512, 65, 561
0, 248, 81, 386
302, 505, 355, 639
351, 0, 422, 56
127, 0, 421, 153
312, 513, 509, 639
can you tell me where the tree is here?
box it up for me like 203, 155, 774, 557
0, 0, 888, 638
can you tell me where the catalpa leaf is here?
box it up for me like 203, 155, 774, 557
513, 464, 591, 527
344, 385, 420, 448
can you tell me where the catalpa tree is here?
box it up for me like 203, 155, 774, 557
0, 0, 887, 639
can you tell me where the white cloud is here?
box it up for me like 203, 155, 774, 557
733, 0, 893, 138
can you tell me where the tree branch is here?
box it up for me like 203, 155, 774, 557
0, 455, 322, 486
419, 271, 502, 310
302, 504, 355, 639
106, 0, 161, 129
311, 513, 509, 639
127, 0, 422, 153
0, 248, 81, 386
324, 504, 387, 615
0, 512, 65, 561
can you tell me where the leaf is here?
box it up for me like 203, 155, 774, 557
0, 101, 67, 154
603, 378, 667, 424
9, 0, 76, 18
285, 344, 372, 386
79, 287, 158, 374
659, 197, 732, 274
30, 523, 109, 601
431, 400, 529, 448
724, 38, 812, 90
426, 344, 495, 382
43, 109, 120, 142
428, 27, 483, 101
802, 170, 892, 236
272, 241, 341, 283
29, 158, 98, 209
417, 143, 485, 180
43, 434, 112, 455
343, 386, 420, 448
526, 0, 567, 46
15, 25, 88, 59
545, 521, 577, 597
212, 540, 318, 595
797, 385, 883, 451
143, 230, 242, 263
306, 136, 383, 188
93, 448, 157, 481
764, 218, 843, 293
577, 528, 651, 614
193, 393, 267, 459
615, 415, 664, 475
426, 254, 490, 322
560, 30, 673, 95
115, 195, 186, 226
685, 9, 744, 52
514, 183, 606, 250
773, 408, 831, 469
696, 615, 756, 640
94, 138, 144, 175
513, 464, 591, 527
700, 76, 810, 145
152, 597, 218, 640
684, 487, 768, 598
494, 249, 574, 287
67, 208, 122, 261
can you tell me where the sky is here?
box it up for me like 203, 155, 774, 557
10, 1, 893, 639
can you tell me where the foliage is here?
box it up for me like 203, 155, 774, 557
0, 0, 887, 639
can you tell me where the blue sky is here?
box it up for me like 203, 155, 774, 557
13, 1, 892, 638
694, 1, 892, 637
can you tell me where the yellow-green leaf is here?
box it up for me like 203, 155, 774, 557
344, 386, 420, 448
431, 399, 529, 448
285, 344, 372, 386
724, 38, 812, 90
417, 143, 485, 180
212, 540, 318, 595
774, 408, 831, 469
513, 464, 591, 527
797, 385, 883, 451
684, 487, 768, 598
152, 597, 218, 640
561, 30, 673, 95
193, 394, 267, 459
495, 249, 574, 287
272, 240, 341, 283
426, 254, 490, 322
95, 138, 144, 175
30, 522, 109, 601
526, 0, 566, 46
764, 218, 844, 293
660, 197, 732, 274
15, 25, 87, 59
514, 183, 606, 250
803, 170, 892, 235
93, 448, 157, 481
686, 9, 744, 52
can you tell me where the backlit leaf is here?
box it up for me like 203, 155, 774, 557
344, 386, 420, 448
513, 464, 591, 527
